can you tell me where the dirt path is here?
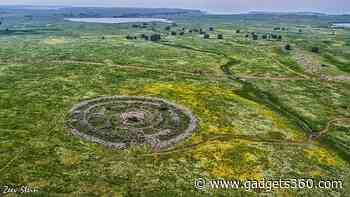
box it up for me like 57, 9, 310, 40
51, 60, 228, 81
137, 133, 310, 158
239, 76, 308, 81
309, 118, 350, 141
139, 117, 350, 157
51, 60, 317, 82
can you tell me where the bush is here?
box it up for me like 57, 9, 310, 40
285, 44, 292, 50
311, 47, 320, 53
141, 34, 149, 40
126, 35, 134, 40
217, 34, 223, 39
204, 34, 210, 39
150, 34, 161, 42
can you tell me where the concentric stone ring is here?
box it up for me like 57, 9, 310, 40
65, 96, 197, 150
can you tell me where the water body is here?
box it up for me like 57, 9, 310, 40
332, 23, 350, 28
66, 18, 172, 24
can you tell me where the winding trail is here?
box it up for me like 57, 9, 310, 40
309, 118, 350, 140
138, 117, 350, 157
50, 59, 347, 83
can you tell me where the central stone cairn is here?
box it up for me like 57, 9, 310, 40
65, 96, 197, 150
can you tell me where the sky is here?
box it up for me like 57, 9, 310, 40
0, 0, 349, 14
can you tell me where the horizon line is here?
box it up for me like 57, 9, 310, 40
0, 4, 349, 15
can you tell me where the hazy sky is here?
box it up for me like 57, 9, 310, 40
0, 0, 349, 14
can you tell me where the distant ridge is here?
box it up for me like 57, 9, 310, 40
0, 6, 204, 17
248, 11, 327, 16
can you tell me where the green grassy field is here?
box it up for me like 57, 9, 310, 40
0, 9, 350, 196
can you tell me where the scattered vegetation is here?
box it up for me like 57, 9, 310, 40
0, 7, 350, 196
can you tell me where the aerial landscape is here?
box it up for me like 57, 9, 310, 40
0, 1, 350, 196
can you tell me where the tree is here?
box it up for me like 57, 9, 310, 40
150, 34, 161, 42
217, 34, 223, 39
236, 29, 240, 33
299, 29, 302, 33
278, 35, 282, 40
126, 35, 134, 40
171, 31, 177, 36
311, 47, 320, 53
262, 34, 267, 39
204, 34, 210, 39
179, 31, 185, 36
285, 44, 292, 50
141, 34, 149, 40
209, 27, 214, 31
165, 26, 171, 31
252, 33, 258, 40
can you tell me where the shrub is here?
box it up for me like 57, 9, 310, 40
150, 34, 161, 42
311, 47, 320, 53
285, 44, 292, 50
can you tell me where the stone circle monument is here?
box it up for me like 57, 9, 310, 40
65, 96, 197, 150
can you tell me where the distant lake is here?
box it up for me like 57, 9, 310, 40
332, 23, 350, 28
65, 18, 172, 24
